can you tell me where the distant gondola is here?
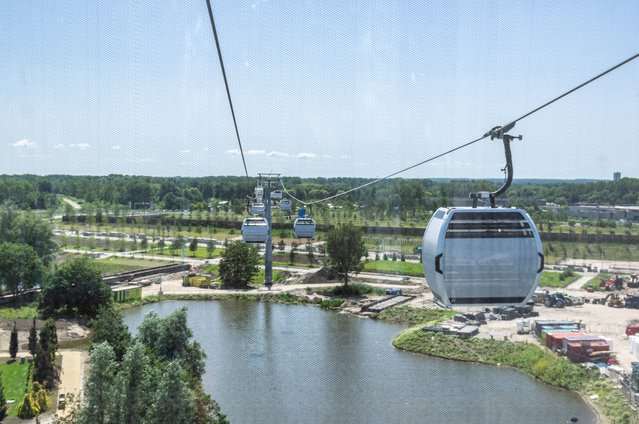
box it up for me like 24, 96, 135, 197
279, 198, 292, 211
241, 217, 269, 243
293, 217, 316, 238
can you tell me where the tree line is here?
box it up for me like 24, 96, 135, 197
2, 174, 638, 216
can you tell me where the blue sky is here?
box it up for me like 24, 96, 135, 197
1, 1, 638, 180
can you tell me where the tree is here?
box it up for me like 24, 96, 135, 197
189, 237, 198, 257
89, 306, 132, 361
9, 321, 18, 360
138, 307, 206, 379
38, 318, 58, 363
325, 223, 367, 285
206, 239, 216, 258
77, 342, 116, 424
218, 241, 259, 289
146, 362, 195, 424
277, 239, 285, 252
112, 342, 152, 424
158, 238, 165, 254
28, 318, 38, 356
171, 235, 186, 255
33, 345, 59, 390
0, 371, 7, 420
0, 242, 43, 297
289, 241, 299, 264
38, 257, 112, 318
305, 242, 315, 264
140, 237, 148, 253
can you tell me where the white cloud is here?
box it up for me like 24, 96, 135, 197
296, 152, 317, 159
202, 147, 210, 152
247, 149, 266, 156
179, 149, 192, 154
340, 155, 349, 159
322, 154, 332, 159
12, 138, 34, 148
225, 149, 240, 156
77, 143, 90, 149
266, 151, 290, 158
54, 143, 65, 149
111, 145, 122, 150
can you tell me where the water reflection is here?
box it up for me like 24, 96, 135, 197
122, 300, 597, 424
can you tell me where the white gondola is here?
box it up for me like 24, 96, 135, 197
422, 207, 544, 307
271, 190, 283, 200
279, 198, 292, 211
254, 186, 264, 202
250, 202, 265, 215
293, 217, 316, 238
241, 217, 269, 243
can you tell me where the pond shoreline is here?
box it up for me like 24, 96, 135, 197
120, 292, 634, 424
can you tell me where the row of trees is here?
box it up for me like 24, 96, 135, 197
4, 174, 639, 216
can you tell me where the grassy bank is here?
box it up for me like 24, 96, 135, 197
372, 306, 455, 325
393, 327, 637, 424
538, 270, 581, 288
0, 360, 31, 416
362, 260, 423, 276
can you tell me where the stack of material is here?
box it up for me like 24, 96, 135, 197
629, 336, 639, 361
546, 331, 587, 351
626, 323, 639, 336
533, 320, 579, 339
541, 327, 580, 346
562, 336, 606, 352
566, 339, 610, 363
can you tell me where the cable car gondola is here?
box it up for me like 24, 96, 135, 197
271, 190, 283, 200
293, 217, 316, 238
254, 186, 264, 202
241, 217, 269, 243
279, 198, 292, 211
421, 125, 543, 307
250, 202, 265, 215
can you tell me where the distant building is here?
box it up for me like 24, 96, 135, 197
613, 172, 621, 181
112, 284, 142, 302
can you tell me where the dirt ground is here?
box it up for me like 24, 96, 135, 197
0, 319, 89, 356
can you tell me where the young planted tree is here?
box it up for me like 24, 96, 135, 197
38, 318, 58, 358
9, 321, 18, 360
325, 223, 367, 285
206, 239, 216, 258
28, 318, 38, 356
189, 237, 198, 257
218, 241, 259, 289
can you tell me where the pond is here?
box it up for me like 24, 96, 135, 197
122, 300, 597, 424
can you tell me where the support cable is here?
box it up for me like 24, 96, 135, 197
205, 0, 250, 183
280, 52, 639, 207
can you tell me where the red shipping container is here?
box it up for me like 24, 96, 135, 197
626, 324, 639, 336
566, 341, 609, 363
546, 332, 586, 351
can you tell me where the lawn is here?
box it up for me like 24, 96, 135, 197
92, 256, 173, 275
0, 359, 30, 416
582, 273, 613, 290
362, 260, 423, 277
538, 271, 581, 288
154, 246, 223, 260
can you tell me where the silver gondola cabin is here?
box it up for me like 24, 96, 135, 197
293, 217, 316, 238
422, 207, 543, 307
241, 217, 269, 243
